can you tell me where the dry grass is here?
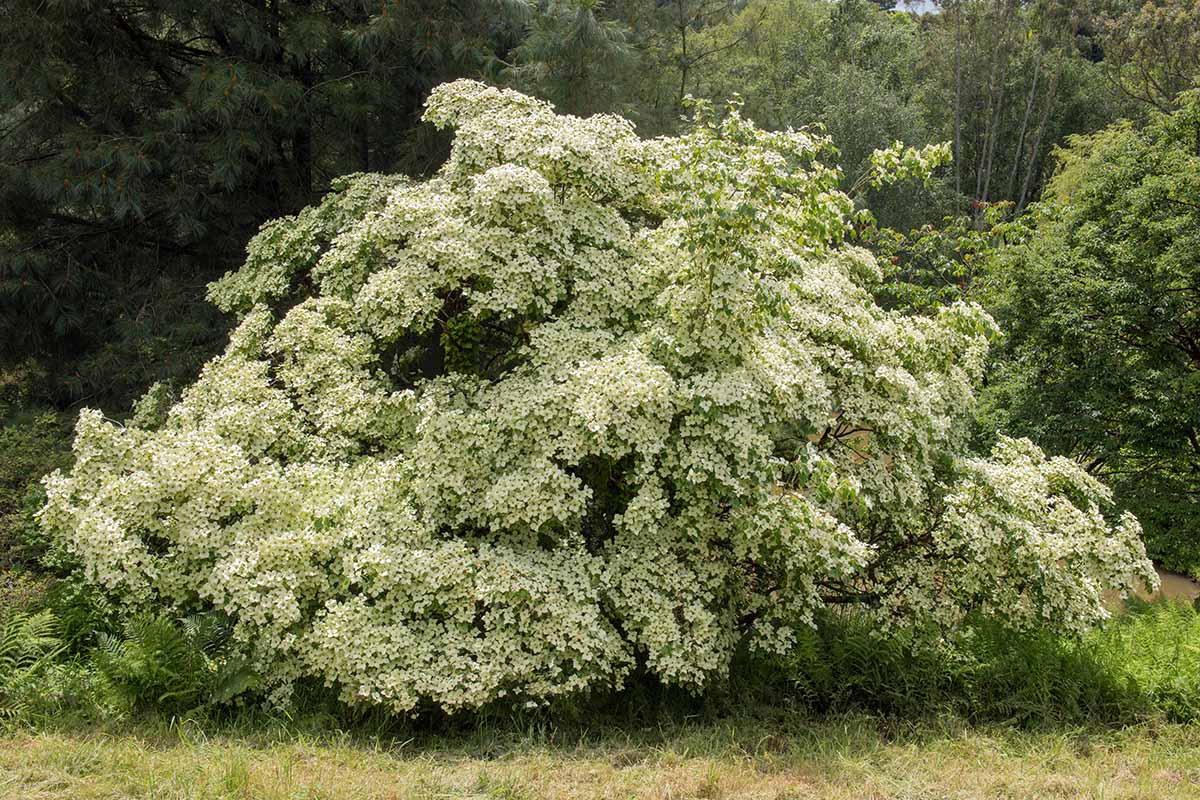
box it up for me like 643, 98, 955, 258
2, 714, 1199, 799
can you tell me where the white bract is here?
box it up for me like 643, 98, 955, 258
40, 82, 1156, 713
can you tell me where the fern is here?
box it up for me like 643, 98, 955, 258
0, 609, 64, 718
93, 612, 257, 712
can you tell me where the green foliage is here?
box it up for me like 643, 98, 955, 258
740, 600, 1200, 725
0, 609, 64, 719
1092, 599, 1200, 722
40, 579, 121, 653
948, 619, 1141, 724
685, 0, 945, 228
0, 571, 50, 615
0, 409, 72, 571
5, 583, 1200, 726
0, 582, 120, 724
1099, 0, 1200, 112
982, 94, 1200, 576
94, 613, 258, 714
760, 612, 1144, 724
505, 0, 637, 116
864, 202, 1016, 312
0, 0, 530, 407
673, 0, 1129, 229
923, 0, 1130, 213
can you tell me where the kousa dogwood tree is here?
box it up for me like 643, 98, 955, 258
39, 81, 1155, 713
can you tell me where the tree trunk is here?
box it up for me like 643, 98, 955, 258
676, 0, 690, 108
1017, 58, 1063, 211
974, 2, 1004, 203
1006, 49, 1041, 202
979, 60, 1009, 204
953, 0, 963, 203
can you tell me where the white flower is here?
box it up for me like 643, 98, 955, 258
40, 80, 1156, 713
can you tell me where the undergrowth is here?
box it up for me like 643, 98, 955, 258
733, 602, 1200, 725
2, 591, 1199, 733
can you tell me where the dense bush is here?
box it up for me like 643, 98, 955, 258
1092, 599, 1200, 722
0, 609, 62, 719
794, 614, 1146, 724
0, 606, 253, 722
40, 82, 1154, 715
93, 613, 258, 714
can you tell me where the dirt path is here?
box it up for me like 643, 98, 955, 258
1148, 567, 1200, 603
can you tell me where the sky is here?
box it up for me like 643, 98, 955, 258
896, 0, 940, 13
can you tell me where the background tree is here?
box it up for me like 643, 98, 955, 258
677, 0, 1128, 226
658, 0, 756, 107
503, 0, 637, 117
1098, 0, 1200, 112
690, 0, 947, 228
922, 0, 1127, 215
0, 0, 528, 407
981, 94, 1200, 576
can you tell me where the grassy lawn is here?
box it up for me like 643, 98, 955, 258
2, 714, 1199, 799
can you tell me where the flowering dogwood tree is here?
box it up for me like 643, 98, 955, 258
40, 82, 1155, 712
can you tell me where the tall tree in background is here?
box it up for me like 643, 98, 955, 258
1099, 0, 1200, 112
982, 95, 1200, 576
660, 0, 754, 107
689, 0, 946, 228
924, 0, 1117, 214
678, 0, 1126, 226
504, 0, 637, 117
0, 0, 528, 406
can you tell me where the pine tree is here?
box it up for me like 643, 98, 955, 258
0, 0, 528, 405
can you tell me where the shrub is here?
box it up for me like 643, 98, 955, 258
750, 611, 1147, 725
93, 613, 258, 714
0, 570, 50, 614
758, 599, 1200, 726
40, 82, 1155, 714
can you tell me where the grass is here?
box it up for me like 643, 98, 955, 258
2, 610, 1200, 800
2, 712, 1200, 799
5, 545, 1200, 798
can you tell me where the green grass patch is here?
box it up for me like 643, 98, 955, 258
2, 712, 1198, 799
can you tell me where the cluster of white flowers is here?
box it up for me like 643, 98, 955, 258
40, 81, 1156, 713
863, 141, 954, 190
